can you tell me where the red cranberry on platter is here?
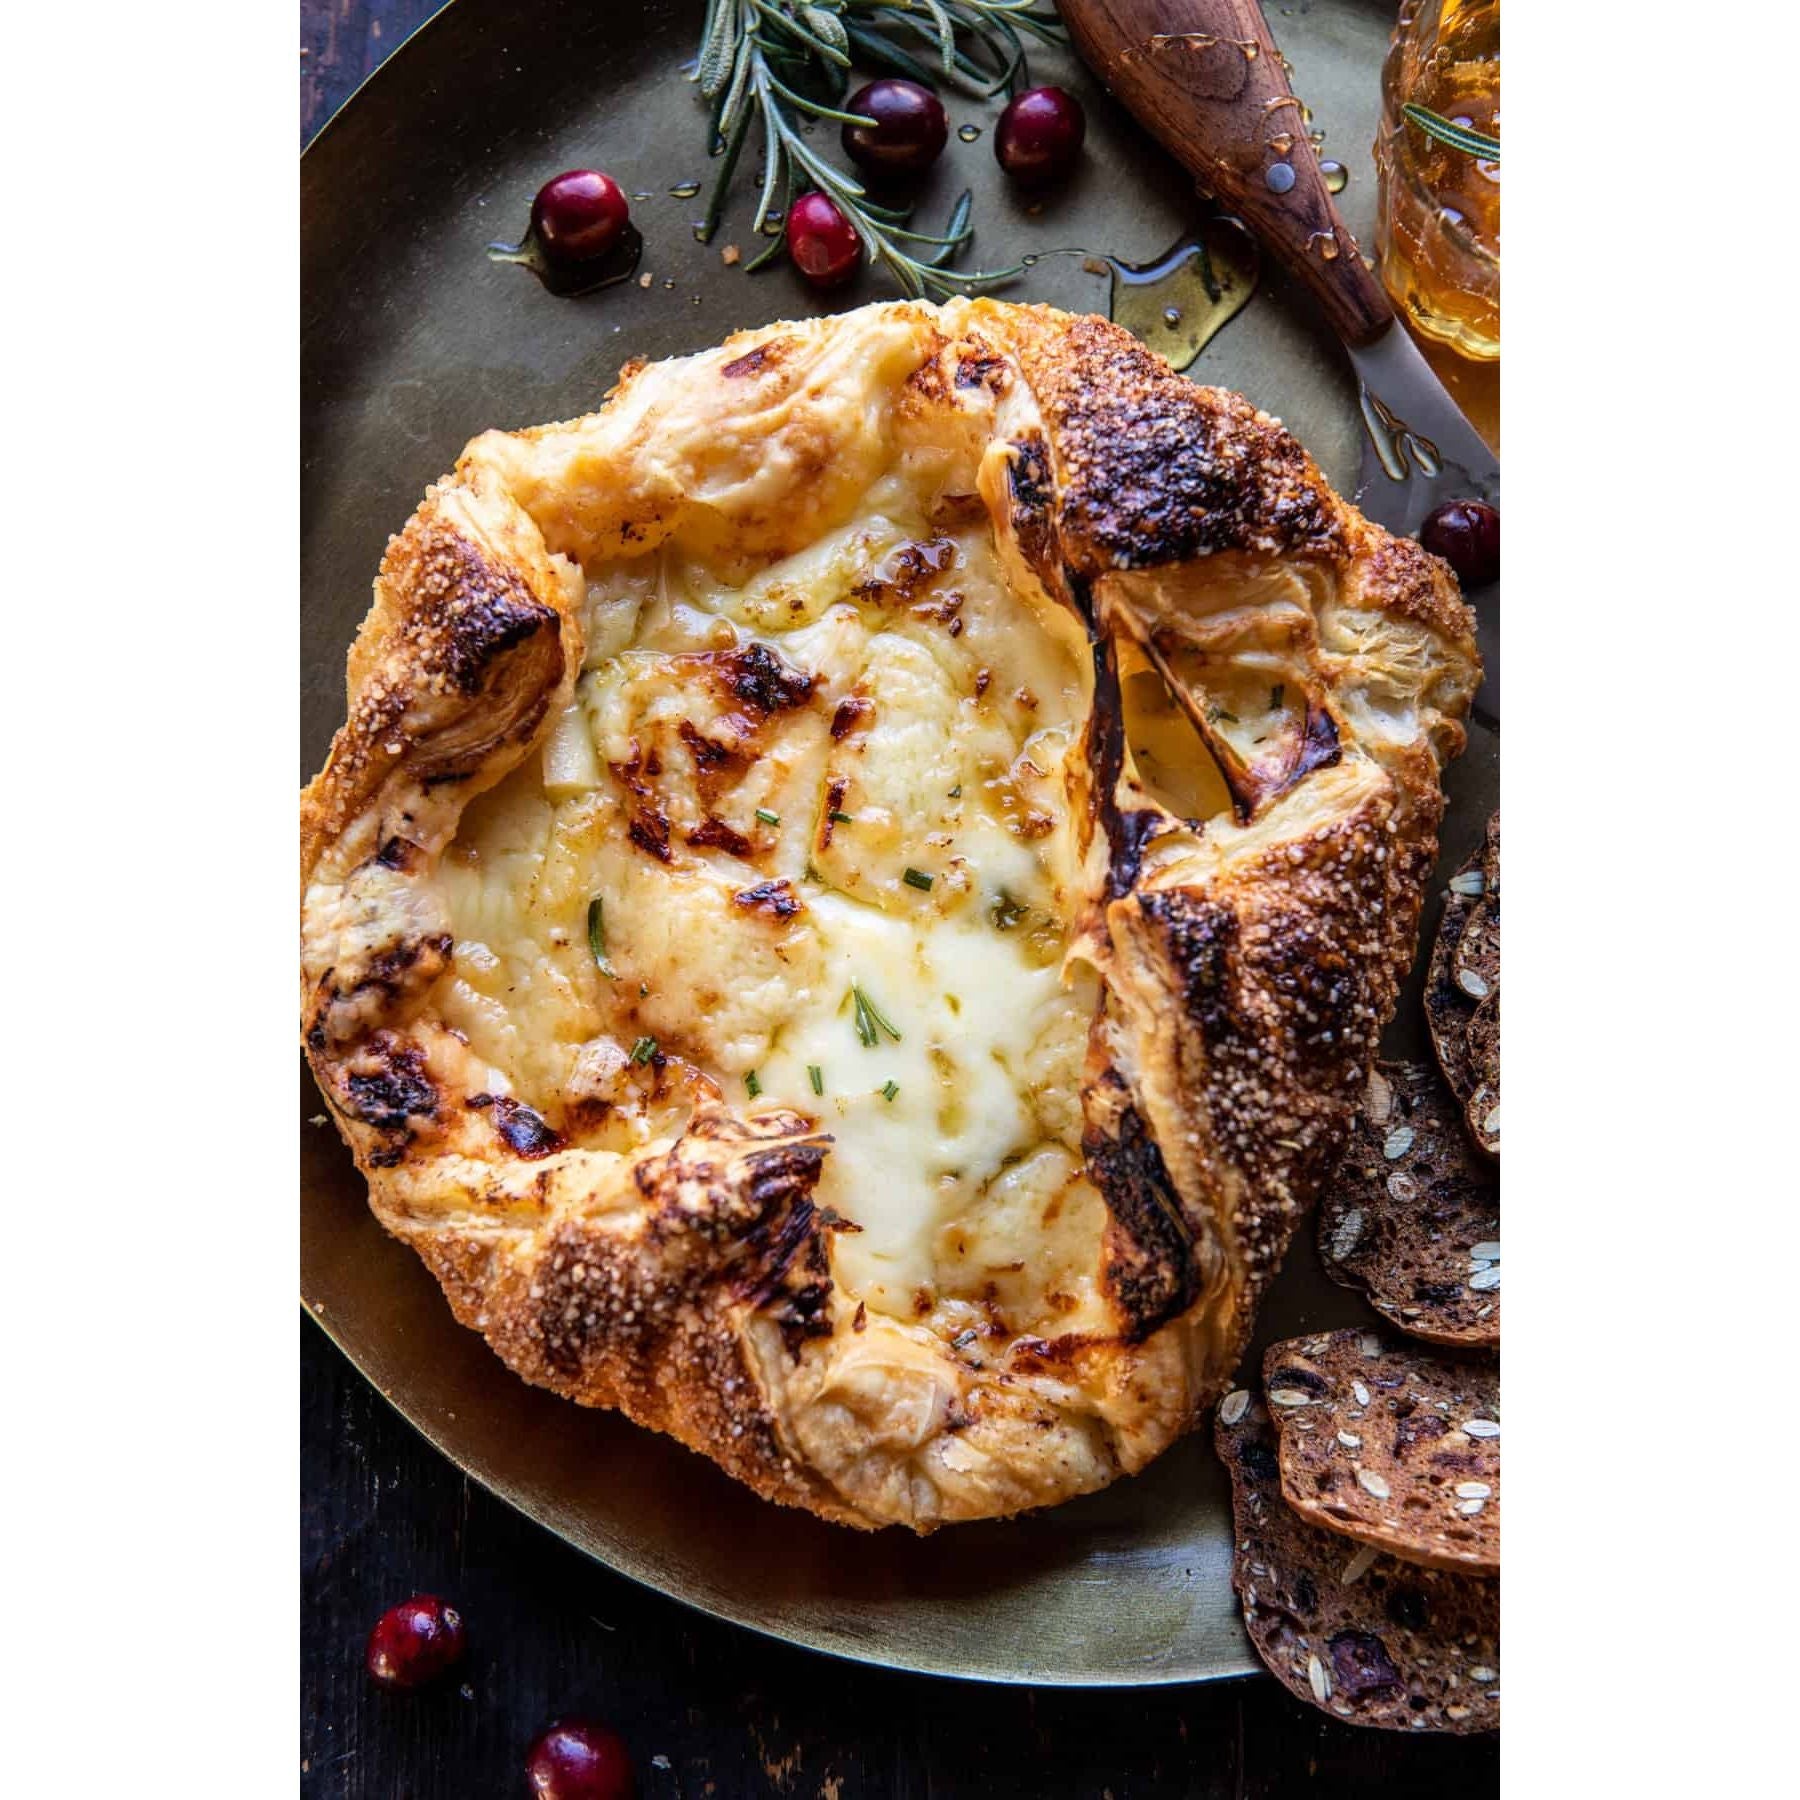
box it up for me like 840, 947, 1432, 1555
994, 86, 1087, 186
786, 190, 862, 290
524, 1719, 636, 1800
364, 1594, 466, 1691
530, 169, 632, 269
1419, 499, 1500, 588
841, 79, 950, 178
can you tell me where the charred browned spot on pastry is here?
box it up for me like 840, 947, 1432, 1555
343, 1032, 437, 1132
853, 537, 957, 605
1293, 701, 1342, 781
1140, 890, 1239, 1024
1085, 1080, 1197, 1341
628, 808, 673, 863
469, 1094, 565, 1159
413, 530, 561, 695
1008, 316, 1343, 573
1207, 693, 1344, 822
954, 349, 1009, 392
733, 1193, 834, 1352
373, 835, 420, 872
1008, 1331, 1103, 1373
715, 641, 815, 716
831, 696, 872, 739
687, 815, 753, 857
677, 720, 735, 770
1006, 434, 1058, 583
732, 878, 801, 920
357, 933, 454, 1001
1086, 637, 1169, 899
819, 775, 849, 847
720, 339, 788, 379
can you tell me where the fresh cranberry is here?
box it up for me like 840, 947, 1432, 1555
786, 190, 861, 290
841, 79, 949, 177
530, 170, 631, 268
994, 86, 1086, 186
1419, 499, 1501, 588
365, 1595, 466, 1691
525, 1720, 635, 1800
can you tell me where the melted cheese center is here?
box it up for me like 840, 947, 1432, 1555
434, 464, 1106, 1326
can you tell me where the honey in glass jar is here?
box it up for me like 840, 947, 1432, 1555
1374, 0, 1500, 362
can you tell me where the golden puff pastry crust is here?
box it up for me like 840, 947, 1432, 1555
301, 299, 1479, 1531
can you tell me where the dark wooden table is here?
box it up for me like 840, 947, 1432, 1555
300, 6, 1499, 1793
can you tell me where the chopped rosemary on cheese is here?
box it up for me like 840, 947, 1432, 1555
586, 897, 617, 979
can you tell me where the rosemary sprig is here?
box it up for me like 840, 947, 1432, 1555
1402, 104, 1500, 162
847, 982, 903, 1047
691, 0, 1068, 295
586, 896, 617, 980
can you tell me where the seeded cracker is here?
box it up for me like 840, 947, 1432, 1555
1425, 831, 1483, 1094
1465, 992, 1500, 1158
1215, 1393, 1499, 1732
1262, 1330, 1499, 1576
1318, 1062, 1500, 1347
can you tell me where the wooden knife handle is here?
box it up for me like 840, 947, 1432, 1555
1061, 0, 1396, 348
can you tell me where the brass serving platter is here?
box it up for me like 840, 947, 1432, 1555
302, 0, 1497, 1685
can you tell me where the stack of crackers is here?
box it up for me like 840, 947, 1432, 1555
1216, 813, 1501, 1732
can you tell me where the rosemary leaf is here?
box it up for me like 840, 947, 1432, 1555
809, 1063, 825, 1095
587, 896, 617, 980
800, 7, 851, 57
746, 1069, 763, 1098
754, 0, 852, 67
630, 1036, 659, 1065
1402, 103, 1500, 161
698, 0, 741, 96
840, 18, 941, 86
848, 982, 902, 1047
880, 1080, 900, 1102
903, 867, 935, 891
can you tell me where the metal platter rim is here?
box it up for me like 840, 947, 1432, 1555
300, 0, 1471, 1689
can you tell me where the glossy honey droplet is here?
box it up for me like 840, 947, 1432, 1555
669, 180, 701, 199
1308, 229, 1341, 261
1322, 160, 1349, 193
958, 123, 982, 143
1103, 220, 1261, 374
